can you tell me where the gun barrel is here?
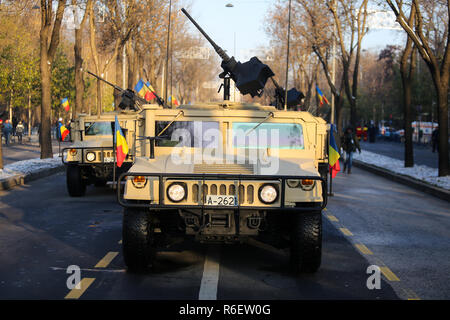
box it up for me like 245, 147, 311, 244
84, 69, 124, 92
181, 8, 230, 62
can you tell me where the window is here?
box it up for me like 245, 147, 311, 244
232, 122, 304, 149
155, 121, 220, 148
84, 122, 114, 136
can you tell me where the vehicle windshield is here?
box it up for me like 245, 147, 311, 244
155, 121, 220, 147
232, 122, 304, 149
84, 122, 114, 136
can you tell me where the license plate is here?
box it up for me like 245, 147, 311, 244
104, 157, 114, 163
205, 195, 237, 206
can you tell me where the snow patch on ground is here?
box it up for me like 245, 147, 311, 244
354, 150, 450, 190
0, 155, 62, 180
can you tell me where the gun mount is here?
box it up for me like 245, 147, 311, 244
83, 69, 162, 111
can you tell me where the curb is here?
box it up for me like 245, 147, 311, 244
0, 164, 65, 191
353, 160, 450, 202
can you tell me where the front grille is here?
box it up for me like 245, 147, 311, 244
191, 182, 255, 205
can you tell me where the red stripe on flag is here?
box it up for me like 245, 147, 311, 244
116, 145, 126, 167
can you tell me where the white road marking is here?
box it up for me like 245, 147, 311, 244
198, 246, 220, 300
50, 267, 126, 273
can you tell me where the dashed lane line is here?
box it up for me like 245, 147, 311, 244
339, 227, 353, 236
326, 209, 419, 299
355, 243, 373, 255
380, 266, 401, 282
95, 251, 119, 268
64, 278, 95, 299
198, 246, 221, 300
327, 215, 339, 222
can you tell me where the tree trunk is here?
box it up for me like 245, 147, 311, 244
40, 34, 53, 159
401, 72, 414, 167
74, 27, 85, 116
436, 83, 449, 176
96, 78, 102, 116
114, 44, 124, 110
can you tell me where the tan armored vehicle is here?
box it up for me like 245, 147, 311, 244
63, 111, 144, 197
118, 102, 329, 273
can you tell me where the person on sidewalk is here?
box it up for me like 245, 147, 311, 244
16, 121, 24, 144
432, 127, 439, 153
2, 120, 12, 145
341, 126, 361, 174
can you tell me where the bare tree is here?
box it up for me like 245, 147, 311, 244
39, 0, 66, 158
327, 0, 369, 129
73, 0, 92, 117
386, 0, 449, 176
399, 5, 417, 167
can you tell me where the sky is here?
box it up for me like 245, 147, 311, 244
188, 0, 407, 60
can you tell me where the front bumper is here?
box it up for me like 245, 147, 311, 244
117, 172, 327, 211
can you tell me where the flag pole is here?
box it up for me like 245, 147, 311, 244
328, 124, 334, 197
113, 122, 117, 190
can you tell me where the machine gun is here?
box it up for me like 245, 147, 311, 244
83, 69, 149, 111
181, 8, 304, 110
181, 8, 274, 99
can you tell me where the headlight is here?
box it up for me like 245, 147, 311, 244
300, 179, 316, 191
69, 149, 78, 156
167, 183, 186, 202
131, 176, 147, 189
86, 152, 96, 162
258, 184, 278, 204
286, 179, 301, 188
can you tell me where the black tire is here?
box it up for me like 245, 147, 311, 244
290, 210, 322, 273
66, 164, 86, 197
122, 208, 157, 273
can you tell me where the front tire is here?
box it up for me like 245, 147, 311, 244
290, 210, 322, 273
122, 208, 157, 273
66, 164, 86, 197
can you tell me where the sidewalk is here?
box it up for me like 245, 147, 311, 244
2, 134, 71, 165
352, 149, 450, 202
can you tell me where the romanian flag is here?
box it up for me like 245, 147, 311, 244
61, 98, 70, 112
114, 116, 129, 167
144, 82, 156, 102
134, 79, 146, 97
316, 85, 329, 106
59, 123, 70, 141
168, 95, 179, 106
329, 124, 340, 178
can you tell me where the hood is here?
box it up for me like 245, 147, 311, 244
129, 153, 319, 177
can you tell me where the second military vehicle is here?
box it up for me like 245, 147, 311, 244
63, 111, 144, 197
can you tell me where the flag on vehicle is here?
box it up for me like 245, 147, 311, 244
114, 115, 129, 167
134, 79, 146, 97
168, 95, 179, 106
61, 98, 70, 112
144, 82, 156, 101
329, 124, 340, 178
59, 122, 70, 141
316, 85, 329, 106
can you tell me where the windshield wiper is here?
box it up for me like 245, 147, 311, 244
245, 112, 274, 135
157, 111, 185, 137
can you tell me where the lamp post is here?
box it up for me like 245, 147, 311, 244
284, 0, 292, 111
164, 0, 172, 107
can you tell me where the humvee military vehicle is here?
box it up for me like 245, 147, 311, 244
116, 8, 329, 274
117, 102, 328, 273
62, 111, 143, 197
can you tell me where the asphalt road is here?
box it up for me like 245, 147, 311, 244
0, 168, 448, 300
